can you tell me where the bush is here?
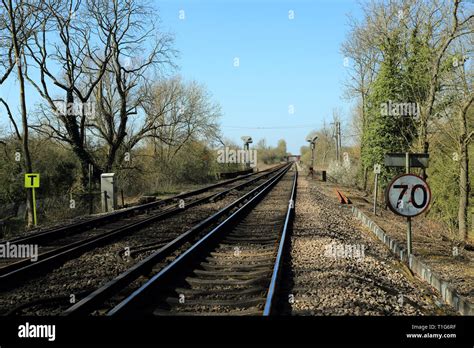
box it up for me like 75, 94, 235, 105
327, 161, 358, 186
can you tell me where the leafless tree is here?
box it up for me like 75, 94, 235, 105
24, 0, 113, 184
447, 40, 473, 242
87, 0, 177, 172
132, 77, 221, 167
417, 0, 473, 160
0, 0, 45, 226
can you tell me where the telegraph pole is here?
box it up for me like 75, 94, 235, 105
334, 121, 341, 163
306, 135, 318, 178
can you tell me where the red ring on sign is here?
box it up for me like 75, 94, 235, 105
385, 173, 431, 217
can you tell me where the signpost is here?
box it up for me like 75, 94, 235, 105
24, 173, 40, 226
373, 164, 381, 215
384, 152, 430, 256
241, 136, 253, 169
306, 135, 318, 179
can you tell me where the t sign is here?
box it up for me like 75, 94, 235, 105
25, 173, 40, 188
24, 173, 40, 226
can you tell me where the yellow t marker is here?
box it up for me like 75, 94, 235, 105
24, 173, 40, 226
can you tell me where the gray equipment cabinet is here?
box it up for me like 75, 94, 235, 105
101, 173, 117, 212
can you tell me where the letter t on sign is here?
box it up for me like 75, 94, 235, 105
24, 173, 40, 225
24, 173, 40, 188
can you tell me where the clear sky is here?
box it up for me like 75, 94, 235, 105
156, 0, 363, 153
0, 0, 364, 155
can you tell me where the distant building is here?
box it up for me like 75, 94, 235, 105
285, 155, 301, 162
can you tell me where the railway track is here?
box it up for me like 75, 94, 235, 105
1, 168, 273, 247
0, 165, 286, 291
64, 164, 297, 316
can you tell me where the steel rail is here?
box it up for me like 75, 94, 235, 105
1, 165, 283, 246
263, 169, 297, 315
0, 165, 287, 290
107, 164, 293, 317
63, 163, 292, 316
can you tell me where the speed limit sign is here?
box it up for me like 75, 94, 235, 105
386, 174, 431, 217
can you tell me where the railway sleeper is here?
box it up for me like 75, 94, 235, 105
203, 257, 275, 266
184, 275, 269, 286
153, 306, 263, 316
164, 296, 264, 308
192, 269, 271, 279
199, 262, 274, 271
174, 286, 266, 298
209, 250, 275, 258
223, 236, 278, 243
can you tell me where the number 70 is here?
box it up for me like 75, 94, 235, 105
393, 184, 428, 209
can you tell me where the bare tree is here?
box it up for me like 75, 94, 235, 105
449, 42, 474, 242
410, 0, 473, 161
0, 0, 44, 226
341, 3, 392, 189
23, 0, 114, 184
132, 77, 221, 167
127, 77, 182, 152
87, 0, 176, 172
341, 17, 378, 129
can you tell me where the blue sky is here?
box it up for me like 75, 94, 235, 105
0, 0, 364, 154
156, 0, 363, 153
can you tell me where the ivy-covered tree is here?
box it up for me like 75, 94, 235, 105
362, 36, 416, 187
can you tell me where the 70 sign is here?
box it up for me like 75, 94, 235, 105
385, 174, 431, 217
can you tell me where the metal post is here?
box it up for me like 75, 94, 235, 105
313, 143, 316, 175
405, 152, 410, 174
407, 217, 412, 256
88, 164, 93, 214
248, 143, 251, 169
406, 152, 412, 256
103, 190, 108, 212
306, 136, 317, 178
32, 187, 37, 226
247, 143, 250, 169
373, 173, 378, 215
121, 189, 125, 208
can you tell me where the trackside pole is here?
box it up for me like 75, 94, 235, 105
24, 173, 40, 226
406, 152, 412, 256
386, 153, 430, 259
32, 187, 37, 226
373, 173, 378, 215
89, 164, 93, 214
